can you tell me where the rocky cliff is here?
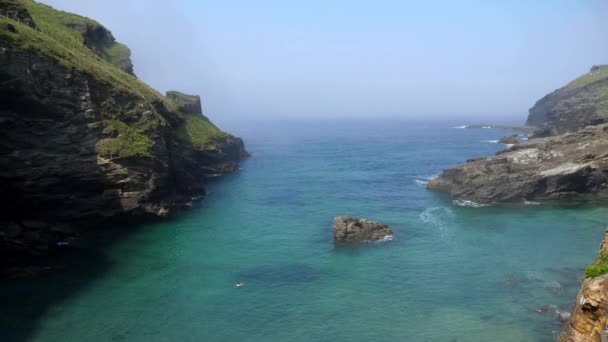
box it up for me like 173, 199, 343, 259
428, 65, 608, 204
0, 0, 247, 274
528, 65, 608, 137
427, 124, 608, 204
558, 229, 608, 342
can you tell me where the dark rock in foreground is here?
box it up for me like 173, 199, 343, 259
498, 134, 519, 144
427, 124, 608, 203
332, 216, 393, 242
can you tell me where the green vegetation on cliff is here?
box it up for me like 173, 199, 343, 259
96, 120, 154, 158
584, 250, 608, 279
0, 2, 158, 101
178, 114, 228, 150
565, 65, 608, 91
0, 0, 227, 156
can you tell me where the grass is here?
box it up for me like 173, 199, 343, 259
0, 0, 228, 152
98, 42, 131, 70
96, 120, 154, 158
178, 114, 227, 150
0, 1, 165, 104
565, 65, 608, 92
584, 250, 608, 279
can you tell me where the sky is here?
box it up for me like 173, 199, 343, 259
41, 0, 608, 124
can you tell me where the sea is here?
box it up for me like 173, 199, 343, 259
2, 119, 607, 341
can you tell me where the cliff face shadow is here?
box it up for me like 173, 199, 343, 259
0, 224, 143, 342
0, 76, 150, 341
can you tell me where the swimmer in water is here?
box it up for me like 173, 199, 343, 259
236, 282, 244, 288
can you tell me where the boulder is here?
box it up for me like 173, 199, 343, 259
332, 216, 393, 242
498, 134, 519, 144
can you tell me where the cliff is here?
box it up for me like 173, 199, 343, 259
427, 124, 608, 204
558, 229, 608, 342
0, 0, 247, 273
528, 65, 608, 137
428, 65, 608, 204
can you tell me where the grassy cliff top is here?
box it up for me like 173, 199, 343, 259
0, 0, 228, 155
564, 65, 608, 92
0, 0, 161, 102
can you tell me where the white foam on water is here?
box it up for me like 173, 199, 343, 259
452, 125, 468, 129
419, 207, 456, 239
374, 235, 394, 243
452, 199, 489, 208
413, 174, 439, 187
481, 140, 499, 144
414, 179, 429, 187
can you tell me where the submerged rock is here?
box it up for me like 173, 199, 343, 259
332, 216, 393, 243
498, 134, 519, 144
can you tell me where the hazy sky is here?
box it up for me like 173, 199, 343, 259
42, 0, 607, 123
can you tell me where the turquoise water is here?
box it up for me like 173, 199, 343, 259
2, 120, 608, 341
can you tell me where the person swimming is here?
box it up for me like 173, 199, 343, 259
235, 282, 244, 288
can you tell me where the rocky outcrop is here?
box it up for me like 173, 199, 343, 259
558, 230, 608, 342
527, 65, 608, 137
166, 91, 203, 115
498, 134, 518, 144
427, 124, 608, 203
0, 1, 247, 273
332, 216, 393, 242
0, 0, 35, 28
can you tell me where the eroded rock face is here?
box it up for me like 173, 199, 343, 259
558, 275, 608, 341
427, 124, 608, 203
332, 216, 393, 242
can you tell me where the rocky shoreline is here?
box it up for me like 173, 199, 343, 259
0, 1, 248, 276
430, 65, 608, 340
428, 123, 608, 204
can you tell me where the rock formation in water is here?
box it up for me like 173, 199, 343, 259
527, 65, 608, 137
558, 229, 608, 342
498, 134, 518, 144
427, 124, 608, 203
332, 216, 393, 242
0, 0, 248, 273
428, 65, 608, 204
